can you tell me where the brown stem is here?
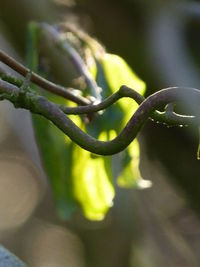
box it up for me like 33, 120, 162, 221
0, 49, 90, 105
0, 78, 199, 155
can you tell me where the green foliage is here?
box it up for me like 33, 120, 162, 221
26, 23, 147, 220
33, 115, 77, 218
72, 138, 114, 220
26, 22, 78, 219
99, 53, 146, 188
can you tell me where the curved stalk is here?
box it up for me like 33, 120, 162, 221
0, 78, 199, 155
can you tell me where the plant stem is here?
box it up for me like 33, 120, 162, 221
0, 49, 90, 105
0, 78, 199, 155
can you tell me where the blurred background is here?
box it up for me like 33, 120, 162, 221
0, 0, 200, 266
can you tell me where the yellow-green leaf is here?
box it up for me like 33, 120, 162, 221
72, 144, 114, 220
99, 53, 147, 188
117, 139, 151, 188
27, 21, 148, 221
100, 53, 145, 118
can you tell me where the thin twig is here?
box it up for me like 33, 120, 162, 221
41, 23, 102, 100
0, 70, 195, 127
60, 85, 195, 127
0, 49, 90, 105
0, 78, 199, 155
60, 23, 105, 58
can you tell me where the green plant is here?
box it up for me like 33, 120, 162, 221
0, 22, 199, 221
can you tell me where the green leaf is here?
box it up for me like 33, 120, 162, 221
70, 116, 114, 220
72, 143, 114, 220
99, 53, 147, 188
26, 23, 149, 221
33, 115, 78, 219
26, 23, 78, 219
26, 21, 41, 72
117, 139, 151, 189
100, 53, 145, 118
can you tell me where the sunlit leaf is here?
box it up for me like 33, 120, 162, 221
72, 143, 114, 220
117, 139, 143, 188
65, 119, 114, 221
27, 23, 148, 221
100, 53, 145, 119
98, 53, 147, 188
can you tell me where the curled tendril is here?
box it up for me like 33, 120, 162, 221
0, 77, 199, 155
